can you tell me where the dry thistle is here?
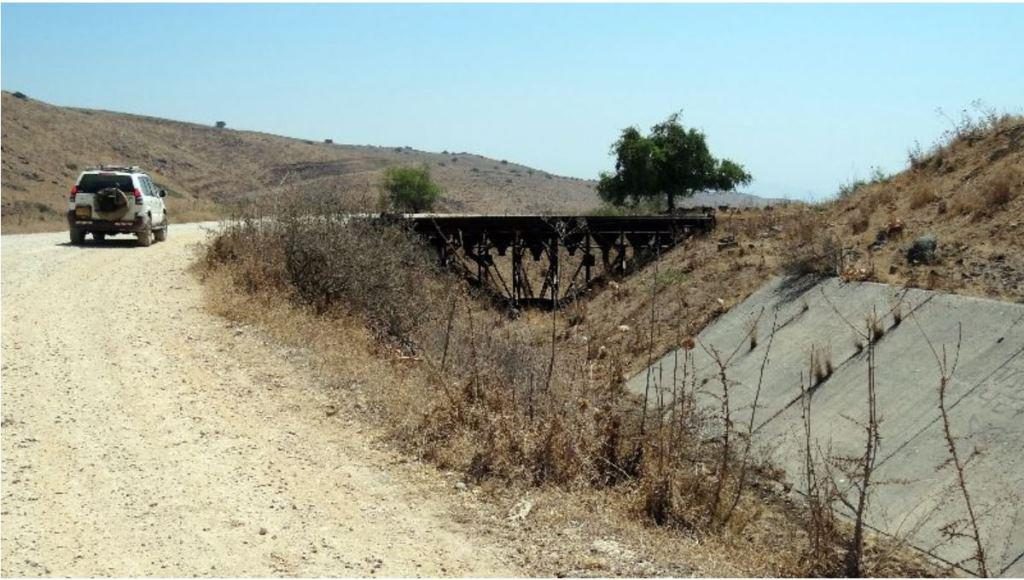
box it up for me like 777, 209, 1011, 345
868, 313, 886, 342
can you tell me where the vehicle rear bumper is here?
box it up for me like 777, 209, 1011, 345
67, 212, 147, 233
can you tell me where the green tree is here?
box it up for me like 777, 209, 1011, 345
598, 112, 752, 211
381, 164, 443, 212
597, 127, 657, 207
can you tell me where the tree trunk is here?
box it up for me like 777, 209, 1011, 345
666, 192, 675, 212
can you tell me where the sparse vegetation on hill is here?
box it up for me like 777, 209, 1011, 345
0, 91, 600, 232
821, 111, 1023, 299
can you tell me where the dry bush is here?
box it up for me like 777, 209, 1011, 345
908, 185, 939, 210
202, 193, 442, 351
780, 209, 843, 277
873, 188, 895, 209
850, 205, 872, 235
980, 164, 1022, 209
950, 164, 1022, 219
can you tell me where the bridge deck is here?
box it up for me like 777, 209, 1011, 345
401, 211, 715, 241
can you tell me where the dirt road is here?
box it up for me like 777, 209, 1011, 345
1, 224, 518, 576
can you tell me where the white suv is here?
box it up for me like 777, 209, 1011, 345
66, 166, 168, 246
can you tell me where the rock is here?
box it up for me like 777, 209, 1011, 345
259, 527, 268, 536
506, 498, 534, 522
454, 481, 467, 492
869, 228, 889, 251
907, 234, 938, 265
616, 325, 630, 333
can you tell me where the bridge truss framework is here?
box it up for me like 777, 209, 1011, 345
402, 212, 716, 309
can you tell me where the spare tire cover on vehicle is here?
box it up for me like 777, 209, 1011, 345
95, 187, 130, 220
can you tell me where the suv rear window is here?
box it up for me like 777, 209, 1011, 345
77, 174, 134, 193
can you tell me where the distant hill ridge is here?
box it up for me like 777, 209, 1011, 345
1, 91, 784, 232
0, 91, 601, 231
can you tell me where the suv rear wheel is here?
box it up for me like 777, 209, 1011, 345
70, 227, 85, 245
137, 220, 153, 247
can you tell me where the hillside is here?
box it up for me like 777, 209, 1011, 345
0, 91, 600, 231
571, 113, 1024, 377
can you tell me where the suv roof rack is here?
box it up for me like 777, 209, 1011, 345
88, 164, 144, 173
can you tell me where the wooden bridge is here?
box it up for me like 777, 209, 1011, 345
399, 211, 716, 309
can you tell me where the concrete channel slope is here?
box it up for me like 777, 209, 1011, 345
626, 276, 1024, 576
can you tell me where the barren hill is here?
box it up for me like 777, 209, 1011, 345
0, 91, 600, 231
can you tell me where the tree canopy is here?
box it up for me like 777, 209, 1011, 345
597, 113, 752, 211
381, 164, 443, 212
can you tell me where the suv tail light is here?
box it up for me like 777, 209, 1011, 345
133, 188, 143, 205
69, 185, 78, 202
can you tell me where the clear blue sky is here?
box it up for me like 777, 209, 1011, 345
3, 3, 1022, 200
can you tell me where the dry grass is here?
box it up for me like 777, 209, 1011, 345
817, 114, 1024, 301
908, 185, 938, 210
780, 207, 843, 278
953, 163, 1023, 218
195, 191, 940, 577
849, 205, 872, 235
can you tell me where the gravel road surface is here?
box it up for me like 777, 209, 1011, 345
1, 223, 518, 576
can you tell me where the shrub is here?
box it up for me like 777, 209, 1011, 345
215, 121, 226, 129
203, 196, 440, 349
951, 164, 1022, 218
908, 185, 938, 209
850, 206, 871, 235
781, 209, 843, 277
907, 140, 927, 170
837, 179, 868, 200
381, 164, 443, 213
981, 164, 1021, 209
